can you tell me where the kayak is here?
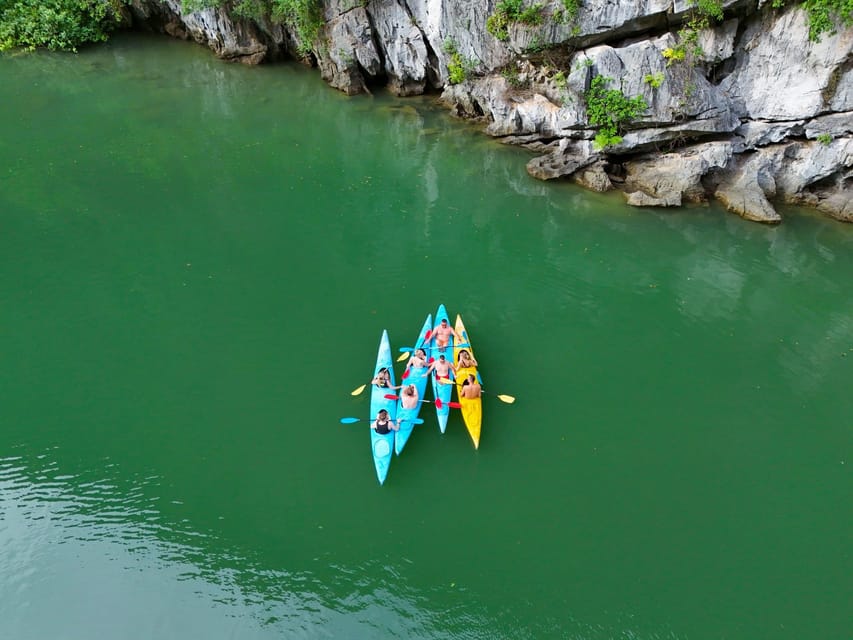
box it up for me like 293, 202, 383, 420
369, 329, 396, 485
430, 304, 454, 433
394, 313, 432, 455
454, 314, 483, 449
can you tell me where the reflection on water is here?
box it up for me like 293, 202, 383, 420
0, 448, 688, 640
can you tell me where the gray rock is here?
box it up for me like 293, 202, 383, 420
525, 139, 598, 180
623, 142, 733, 207
718, 6, 853, 119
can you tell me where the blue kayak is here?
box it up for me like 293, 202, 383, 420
394, 313, 432, 455
430, 304, 454, 433
369, 330, 396, 485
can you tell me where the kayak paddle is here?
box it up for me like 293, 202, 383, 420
438, 378, 515, 404
383, 393, 461, 409
340, 417, 425, 424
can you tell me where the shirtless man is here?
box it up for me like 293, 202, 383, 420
400, 383, 420, 409
431, 318, 460, 352
371, 409, 400, 434
460, 374, 482, 399
423, 354, 452, 380
407, 348, 428, 370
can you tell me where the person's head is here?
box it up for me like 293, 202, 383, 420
415, 349, 425, 358
440, 319, 448, 326
459, 349, 469, 360
378, 409, 388, 421
439, 354, 445, 362
468, 374, 476, 383
405, 384, 415, 396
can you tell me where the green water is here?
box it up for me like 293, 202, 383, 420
1, 33, 851, 639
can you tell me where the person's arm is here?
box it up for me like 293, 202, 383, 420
393, 419, 401, 431
422, 362, 434, 377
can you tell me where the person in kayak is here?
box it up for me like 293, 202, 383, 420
431, 318, 460, 352
406, 348, 428, 370
453, 349, 478, 372
371, 367, 393, 388
371, 409, 400, 434
400, 383, 420, 409
423, 354, 452, 380
460, 374, 481, 399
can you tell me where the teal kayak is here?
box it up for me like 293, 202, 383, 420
369, 330, 396, 485
430, 304, 454, 433
394, 313, 432, 455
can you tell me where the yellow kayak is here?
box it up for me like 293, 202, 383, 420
453, 314, 482, 449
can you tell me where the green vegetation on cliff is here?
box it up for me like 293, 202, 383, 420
0, 0, 850, 58
584, 75, 648, 150
184, 0, 322, 55
0, 0, 125, 51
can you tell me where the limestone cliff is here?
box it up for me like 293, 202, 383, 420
126, 0, 853, 224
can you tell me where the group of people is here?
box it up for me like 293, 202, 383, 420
370, 318, 481, 432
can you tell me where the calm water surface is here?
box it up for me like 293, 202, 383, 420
1, 33, 851, 639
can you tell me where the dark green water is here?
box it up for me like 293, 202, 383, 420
1, 33, 851, 639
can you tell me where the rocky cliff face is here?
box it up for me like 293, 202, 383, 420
126, 0, 853, 224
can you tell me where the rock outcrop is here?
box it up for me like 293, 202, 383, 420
125, 0, 853, 224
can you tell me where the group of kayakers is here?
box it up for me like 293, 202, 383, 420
368, 316, 482, 434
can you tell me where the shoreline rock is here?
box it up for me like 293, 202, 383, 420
125, 0, 853, 224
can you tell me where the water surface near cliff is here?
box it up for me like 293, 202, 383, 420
1, 33, 851, 640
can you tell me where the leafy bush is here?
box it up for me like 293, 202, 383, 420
443, 39, 476, 85
816, 132, 833, 144
486, 0, 543, 40
802, 0, 853, 41
644, 72, 665, 88
0, 0, 125, 51
585, 75, 648, 150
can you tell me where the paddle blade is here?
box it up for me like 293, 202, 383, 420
402, 367, 410, 379
351, 384, 367, 396
448, 402, 462, 409
438, 377, 455, 385
423, 329, 432, 342
435, 397, 442, 409
497, 394, 516, 404
384, 394, 400, 400
340, 417, 361, 424
397, 351, 410, 362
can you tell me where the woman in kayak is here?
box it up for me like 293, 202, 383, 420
453, 349, 478, 372
371, 367, 393, 387
371, 409, 400, 434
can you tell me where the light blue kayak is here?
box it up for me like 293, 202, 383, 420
430, 304, 454, 433
394, 313, 432, 455
369, 330, 396, 485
